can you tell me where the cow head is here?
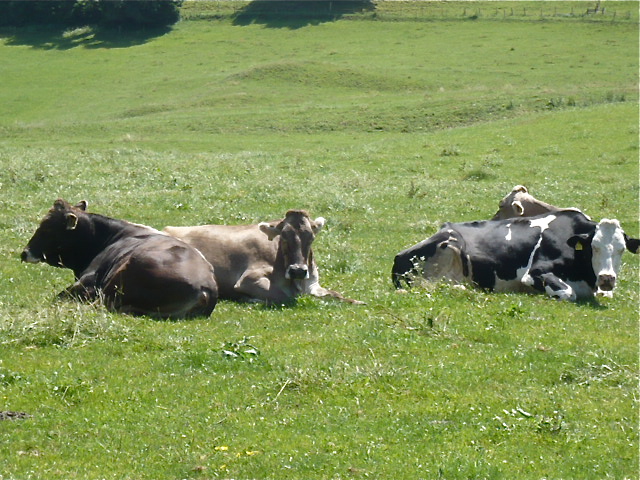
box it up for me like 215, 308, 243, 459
259, 210, 325, 280
492, 185, 560, 220
21, 199, 88, 267
568, 219, 639, 297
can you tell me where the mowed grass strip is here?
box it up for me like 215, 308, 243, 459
0, 3, 638, 479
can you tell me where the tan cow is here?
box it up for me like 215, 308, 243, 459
491, 185, 560, 220
163, 210, 363, 305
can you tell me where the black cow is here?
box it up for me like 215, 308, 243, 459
392, 210, 639, 301
21, 200, 218, 318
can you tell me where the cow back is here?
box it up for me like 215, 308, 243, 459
163, 224, 278, 298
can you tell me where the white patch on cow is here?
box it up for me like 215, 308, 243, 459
591, 219, 626, 294
519, 215, 557, 287
505, 223, 512, 242
545, 282, 576, 301
597, 290, 614, 299
528, 215, 556, 232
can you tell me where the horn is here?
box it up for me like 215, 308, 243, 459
65, 213, 78, 230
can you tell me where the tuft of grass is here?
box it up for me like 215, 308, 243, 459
0, 302, 135, 348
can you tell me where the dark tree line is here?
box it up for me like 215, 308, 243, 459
0, 0, 183, 28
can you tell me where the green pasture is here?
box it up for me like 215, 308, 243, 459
0, 2, 638, 479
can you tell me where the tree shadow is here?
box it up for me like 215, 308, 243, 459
0, 24, 172, 50
232, 0, 375, 29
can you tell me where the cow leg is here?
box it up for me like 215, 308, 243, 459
233, 267, 274, 302
58, 272, 98, 302
523, 272, 577, 301
306, 282, 365, 305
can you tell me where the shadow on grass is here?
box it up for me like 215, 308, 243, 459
232, 0, 375, 29
574, 295, 610, 310
0, 24, 172, 50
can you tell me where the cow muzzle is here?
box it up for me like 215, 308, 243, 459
597, 273, 616, 292
21, 248, 42, 264
286, 264, 309, 280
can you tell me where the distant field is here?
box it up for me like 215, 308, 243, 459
0, 2, 638, 479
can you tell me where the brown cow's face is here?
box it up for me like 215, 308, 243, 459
259, 210, 325, 280
21, 200, 87, 266
492, 185, 528, 220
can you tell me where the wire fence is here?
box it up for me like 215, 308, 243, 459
180, 1, 638, 24
372, 3, 636, 23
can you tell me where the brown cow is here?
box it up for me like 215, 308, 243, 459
163, 210, 363, 305
21, 200, 218, 318
491, 185, 560, 220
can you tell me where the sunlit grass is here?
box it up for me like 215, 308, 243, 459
0, 3, 637, 479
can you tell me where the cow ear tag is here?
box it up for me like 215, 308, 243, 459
66, 213, 78, 230
574, 242, 583, 251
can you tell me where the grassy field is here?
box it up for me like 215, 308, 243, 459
0, 2, 638, 479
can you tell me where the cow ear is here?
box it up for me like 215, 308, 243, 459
311, 217, 325, 234
624, 233, 640, 254
75, 200, 88, 211
567, 233, 590, 251
65, 213, 78, 230
259, 221, 281, 241
512, 200, 524, 216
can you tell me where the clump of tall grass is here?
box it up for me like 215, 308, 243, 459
0, 302, 134, 348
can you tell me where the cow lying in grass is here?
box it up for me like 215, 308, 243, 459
392, 188, 639, 300
491, 185, 561, 220
22, 200, 218, 318
164, 210, 364, 305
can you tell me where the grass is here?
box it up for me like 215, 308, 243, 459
0, 2, 638, 479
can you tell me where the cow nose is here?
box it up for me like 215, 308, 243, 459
21, 248, 41, 264
598, 274, 616, 291
286, 264, 309, 280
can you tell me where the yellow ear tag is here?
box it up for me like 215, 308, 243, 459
575, 243, 583, 251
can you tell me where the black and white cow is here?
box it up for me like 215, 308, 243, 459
392, 209, 639, 301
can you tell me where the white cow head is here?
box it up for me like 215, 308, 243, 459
569, 219, 639, 297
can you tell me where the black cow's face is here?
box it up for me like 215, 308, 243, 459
21, 200, 87, 267
259, 210, 324, 280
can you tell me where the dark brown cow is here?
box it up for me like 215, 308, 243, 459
491, 185, 560, 220
21, 200, 218, 318
164, 210, 363, 305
